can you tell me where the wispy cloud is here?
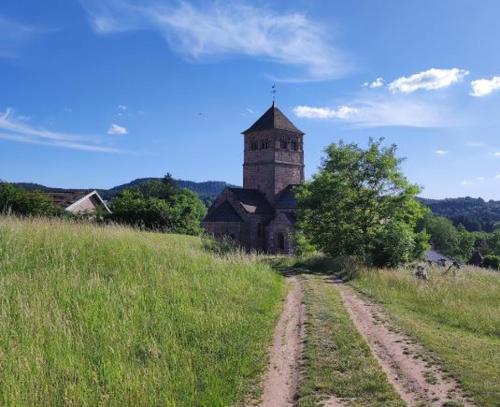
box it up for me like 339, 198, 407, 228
470, 76, 500, 97
0, 15, 46, 58
388, 68, 469, 94
107, 123, 128, 135
293, 96, 449, 128
461, 180, 472, 186
434, 149, 449, 155
80, 0, 348, 80
0, 109, 120, 152
465, 141, 486, 148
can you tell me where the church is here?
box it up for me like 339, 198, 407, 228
202, 103, 304, 254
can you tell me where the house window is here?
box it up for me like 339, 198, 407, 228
280, 140, 288, 149
261, 140, 269, 149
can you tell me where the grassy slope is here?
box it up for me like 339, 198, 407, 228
0, 217, 284, 406
352, 266, 500, 406
298, 275, 403, 407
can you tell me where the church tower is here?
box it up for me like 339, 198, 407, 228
242, 103, 304, 203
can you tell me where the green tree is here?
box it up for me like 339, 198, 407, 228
420, 214, 474, 261
296, 139, 428, 266
108, 175, 206, 235
0, 183, 57, 216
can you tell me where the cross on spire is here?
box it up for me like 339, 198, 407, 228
271, 84, 276, 105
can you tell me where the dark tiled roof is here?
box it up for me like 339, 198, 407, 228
203, 201, 243, 222
46, 190, 91, 209
243, 103, 303, 134
275, 185, 299, 210
228, 188, 273, 214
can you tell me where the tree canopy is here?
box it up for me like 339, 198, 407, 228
0, 183, 58, 217
295, 139, 428, 266
108, 174, 206, 235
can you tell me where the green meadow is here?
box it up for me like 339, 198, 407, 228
0, 217, 284, 406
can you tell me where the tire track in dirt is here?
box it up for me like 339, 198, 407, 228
335, 282, 472, 407
258, 276, 305, 407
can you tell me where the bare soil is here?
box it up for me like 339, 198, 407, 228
335, 282, 472, 407
258, 276, 305, 407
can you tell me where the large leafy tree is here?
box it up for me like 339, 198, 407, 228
0, 183, 58, 216
296, 139, 428, 266
109, 175, 206, 235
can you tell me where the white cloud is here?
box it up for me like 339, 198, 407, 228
388, 68, 469, 94
470, 76, 500, 97
293, 105, 357, 119
492, 152, 500, 157
293, 97, 448, 128
107, 123, 128, 135
118, 104, 127, 110
461, 180, 472, 186
0, 108, 120, 152
496, 174, 500, 179
363, 77, 384, 88
434, 149, 449, 155
80, 1, 348, 80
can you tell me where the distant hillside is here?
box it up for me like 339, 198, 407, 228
97, 178, 232, 205
13, 179, 233, 207
419, 197, 500, 232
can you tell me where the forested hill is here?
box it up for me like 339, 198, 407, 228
96, 178, 232, 204
13, 179, 232, 207
418, 197, 500, 232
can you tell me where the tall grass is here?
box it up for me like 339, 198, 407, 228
352, 266, 500, 406
0, 216, 284, 406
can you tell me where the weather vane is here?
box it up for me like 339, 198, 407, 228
271, 84, 276, 105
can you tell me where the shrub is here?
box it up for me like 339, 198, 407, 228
482, 255, 500, 271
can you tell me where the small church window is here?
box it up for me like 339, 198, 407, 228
278, 232, 286, 251
250, 141, 258, 151
291, 141, 298, 151
261, 140, 269, 149
257, 223, 264, 237
280, 140, 288, 149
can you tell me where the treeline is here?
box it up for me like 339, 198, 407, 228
420, 212, 500, 269
0, 175, 206, 236
419, 197, 500, 232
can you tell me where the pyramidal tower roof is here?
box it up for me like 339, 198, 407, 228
242, 103, 304, 134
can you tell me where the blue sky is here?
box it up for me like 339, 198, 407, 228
1, 0, 500, 199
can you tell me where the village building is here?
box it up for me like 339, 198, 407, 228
47, 189, 111, 215
202, 103, 304, 253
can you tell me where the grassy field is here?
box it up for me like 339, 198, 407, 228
0, 216, 285, 406
352, 266, 500, 406
298, 275, 403, 407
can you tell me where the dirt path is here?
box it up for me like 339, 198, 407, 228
258, 276, 305, 407
335, 283, 471, 407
